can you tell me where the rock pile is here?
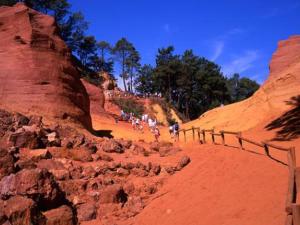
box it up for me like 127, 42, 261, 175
0, 109, 191, 224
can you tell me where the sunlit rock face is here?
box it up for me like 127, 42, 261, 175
0, 3, 92, 129
187, 35, 300, 131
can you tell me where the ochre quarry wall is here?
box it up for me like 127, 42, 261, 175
81, 79, 105, 116
185, 35, 300, 131
0, 3, 92, 129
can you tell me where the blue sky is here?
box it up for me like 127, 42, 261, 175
69, 0, 300, 86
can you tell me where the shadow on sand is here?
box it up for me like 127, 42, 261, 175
91, 129, 114, 138
265, 95, 300, 141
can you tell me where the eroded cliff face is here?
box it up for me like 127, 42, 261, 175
0, 3, 92, 129
185, 35, 300, 131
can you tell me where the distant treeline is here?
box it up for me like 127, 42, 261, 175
1, 0, 260, 120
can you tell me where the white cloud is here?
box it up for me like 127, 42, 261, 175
222, 50, 260, 76
163, 23, 170, 33
208, 28, 245, 61
211, 41, 224, 61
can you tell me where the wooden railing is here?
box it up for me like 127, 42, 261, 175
178, 127, 298, 225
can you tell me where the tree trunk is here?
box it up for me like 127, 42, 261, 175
168, 74, 171, 101
122, 51, 127, 92
185, 100, 190, 120
130, 67, 133, 93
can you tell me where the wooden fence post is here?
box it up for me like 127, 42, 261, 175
290, 147, 296, 168
202, 130, 206, 143
197, 128, 201, 143
183, 130, 186, 143
292, 204, 300, 225
264, 144, 270, 156
237, 132, 243, 149
220, 131, 225, 145
286, 148, 296, 214
285, 214, 293, 225
192, 126, 195, 141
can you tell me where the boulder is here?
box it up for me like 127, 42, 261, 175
0, 169, 64, 210
16, 149, 52, 170
116, 168, 130, 176
124, 196, 145, 217
3, 195, 46, 225
99, 184, 127, 204
69, 148, 93, 162
131, 168, 149, 177
36, 159, 65, 170
58, 180, 88, 203
101, 139, 124, 153
46, 132, 61, 147
151, 141, 173, 150
165, 166, 177, 175
76, 203, 97, 222
176, 156, 191, 170
82, 166, 98, 179
43, 205, 74, 225
117, 139, 132, 149
8, 131, 41, 149
150, 164, 161, 176
0, 148, 16, 180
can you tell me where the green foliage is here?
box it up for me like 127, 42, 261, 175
60, 12, 88, 52
0, 0, 17, 6
135, 64, 155, 94
113, 38, 139, 92
112, 97, 144, 117
135, 48, 231, 120
226, 73, 260, 102
77, 35, 97, 67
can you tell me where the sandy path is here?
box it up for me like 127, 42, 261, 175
126, 143, 288, 225
91, 114, 289, 225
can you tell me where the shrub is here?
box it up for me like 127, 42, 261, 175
112, 97, 144, 117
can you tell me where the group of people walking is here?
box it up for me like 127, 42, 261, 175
120, 110, 161, 141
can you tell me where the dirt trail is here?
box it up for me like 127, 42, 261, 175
125, 143, 287, 225
90, 112, 289, 225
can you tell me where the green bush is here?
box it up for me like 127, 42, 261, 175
112, 97, 144, 117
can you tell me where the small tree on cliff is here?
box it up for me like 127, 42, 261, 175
95, 41, 114, 73
78, 36, 97, 67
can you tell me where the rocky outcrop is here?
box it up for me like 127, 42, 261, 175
0, 3, 92, 129
100, 71, 117, 90
0, 108, 191, 224
81, 79, 105, 115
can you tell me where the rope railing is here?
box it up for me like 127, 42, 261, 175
178, 127, 298, 225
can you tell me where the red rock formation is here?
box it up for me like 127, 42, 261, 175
81, 79, 105, 115
0, 3, 92, 129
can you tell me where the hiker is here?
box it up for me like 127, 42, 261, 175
148, 118, 153, 130
135, 117, 140, 128
131, 117, 136, 129
169, 125, 174, 138
141, 114, 145, 122
144, 114, 148, 122
154, 126, 160, 142
173, 122, 179, 141
136, 118, 144, 133
120, 110, 125, 120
